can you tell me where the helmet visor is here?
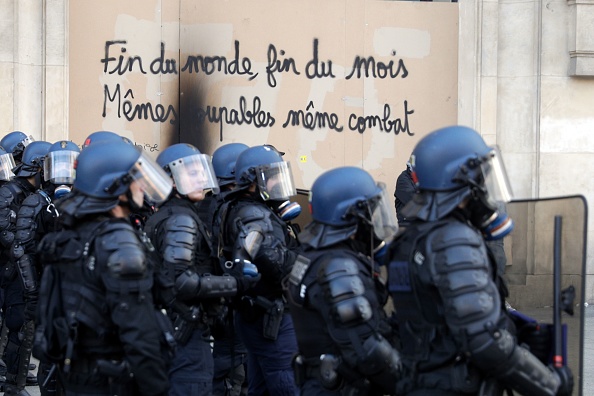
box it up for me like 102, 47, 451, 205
129, 151, 173, 204
0, 153, 15, 181
371, 182, 399, 242
169, 153, 220, 195
256, 161, 296, 201
481, 147, 514, 203
44, 150, 79, 184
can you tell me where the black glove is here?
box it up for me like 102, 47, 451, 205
554, 366, 574, 396
518, 323, 552, 364
228, 259, 261, 294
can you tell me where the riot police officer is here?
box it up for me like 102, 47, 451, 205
12, 140, 80, 395
284, 166, 401, 395
36, 140, 173, 396
0, 133, 33, 166
209, 142, 249, 396
0, 141, 51, 395
81, 130, 133, 150
219, 145, 301, 396
0, 148, 15, 188
386, 125, 573, 396
144, 143, 258, 396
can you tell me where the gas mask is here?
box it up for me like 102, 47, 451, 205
268, 199, 302, 222
54, 185, 72, 200
464, 147, 514, 240
467, 191, 513, 240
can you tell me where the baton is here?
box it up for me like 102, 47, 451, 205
553, 215, 563, 368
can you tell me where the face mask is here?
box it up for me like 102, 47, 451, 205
54, 185, 72, 199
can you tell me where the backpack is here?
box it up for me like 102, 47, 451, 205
33, 222, 104, 371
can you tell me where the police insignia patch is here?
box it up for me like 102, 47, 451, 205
288, 255, 310, 286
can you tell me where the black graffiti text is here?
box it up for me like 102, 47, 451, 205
266, 44, 300, 88
305, 39, 335, 79
196, 96, 275, 141
348, 101, 414, 135
345, 56, 408, 80
181, 40, 257, 80
282, 101, 343, 131
101, 40, 178, 75
103, 84, 178, 124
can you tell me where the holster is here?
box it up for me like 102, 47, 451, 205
173, 316, 197, 346
257, 297, 284, 341
292, 355, 306, 387
95, 359, 131, 383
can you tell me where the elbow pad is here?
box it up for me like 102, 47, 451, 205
318, 256, 372, 325
17, 254, 37, 294
358, 334, 402, 394
175, 270, 200, 300
175, 270, 239, 300
232, 227, 264, 263
469, 329, 559, 396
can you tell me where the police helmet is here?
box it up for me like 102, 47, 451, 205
234, 145, 296, 201
82, 131, 133, 149
0, 131, 34, 162
309, 166, 398, 242
44, 140, 81, 185
212, 143, 249, 187
74, 141, 172, 204
13, 141, 52, 178
411, 125, 513, 202
157, 143, 219, 196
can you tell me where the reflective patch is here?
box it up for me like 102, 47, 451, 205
414, 251, 425, 265
388, 260, 412, 293
300, 284, 307, 299
288, 255, 310, 286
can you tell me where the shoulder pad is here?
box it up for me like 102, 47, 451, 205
430, 221, 483, 251
14, 194, 46, 242
234, 203, 268, 224
162, 215, 198, 266
0, 185, 17, 201
164, 213, 198, 233
97, 221, 139, 252
98, 223, 148, 279
106, 243, 147, 278
317, 255, 360, 282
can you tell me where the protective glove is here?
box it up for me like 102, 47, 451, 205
553, 365, 573, 396
228, 259, 261, 294
518, 323, 552, 364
